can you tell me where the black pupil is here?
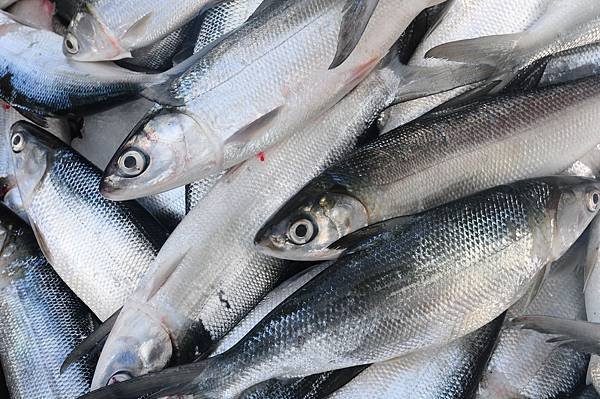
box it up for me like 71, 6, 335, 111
295, 224, 308, 238
124, 156, 137, 169
12, 135, 20, 146
594, 193, 599, 205
66, 40, 73, 49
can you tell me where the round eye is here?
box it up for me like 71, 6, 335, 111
64, 33, 79, 54
288, 219, 315, 245
588, 190, 600, 212
11, 132, 25, 153
108, 371, 132, 385
117, 149, 147, 177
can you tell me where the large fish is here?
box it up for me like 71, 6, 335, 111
255, 75, 600, 261
327, 317, 504, 399
83, 176, 600, 398
100, 0, 458, 200
87, 42, 477, 389
9, 121, 168, 321
0, 206, 98, 399
478, 240, 588, 398
0, 11, 165, 116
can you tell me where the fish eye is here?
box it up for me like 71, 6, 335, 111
117, 149, 147, 177
587, 190, 600, 212
64, 33, 79, 54
108, 371, 132, 385
288, 219, 315, 245
10, 132, 25, 153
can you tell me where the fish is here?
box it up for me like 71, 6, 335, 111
539, 42, 600, 87
87, 38, 474, 389
478, 240, 589, 398
381, 0, 551, 132
185, 171, 227, 213
0, 11, 165, 117
572, 385, 600, 399
62, 0, 234, 61
584, 216, 600, 392
9, 121, 168, 321
255, 75, 600, 261
327, 316, 504, 399
82, 176, 600, 398
0, 205, 98, 399
0, 0, 16, 9
100, 0, 470, 201
7, 0, 55, 31
136, 187, 186, 232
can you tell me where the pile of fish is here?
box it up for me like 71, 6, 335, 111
4, 0, 600, 398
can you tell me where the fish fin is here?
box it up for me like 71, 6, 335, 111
78, 359, 214, 399
121, 11, 154, 46
223, 106, 283, 146
328, 215, 416, 252
144, 249, 189, 301
60, 308, 121, 373
389, 62, 495, 106
140, 83, 183, 107
329, 0, 379, 69
521, 264, 550, 309
510, 316, 600, 355
14, 108, 48, 128
425, 32, 522, 66
247, 0, 277, 21
502, 56, 551, 93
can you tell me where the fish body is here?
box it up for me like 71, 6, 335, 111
9, 121, 168, 321
585, 216, 600, 391
100, 0, 446, 200
0, 206, 98, 399
85, 176, 600, 398
256, 76, 600, 261
478, 241, 588, 398
540, 43, 600, 87
327, 317, 504, 399
91, 52, 421, 389
0, 11, 162, 116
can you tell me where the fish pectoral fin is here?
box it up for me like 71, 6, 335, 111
121, 11, 154, 46
502, 56, 551, 93
328, 215, 416, 254
510, 316, 600, 355
14, 108, 49, 128
520, 264, 550, 309
329, 0, 380, 69
60, 308, 120, 373
224, 106, 283, 146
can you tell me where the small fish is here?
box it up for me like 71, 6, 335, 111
0, 206, 98, 399
255, 75, 600, 261
9, 121, 168, 321
82, 176, 600, 398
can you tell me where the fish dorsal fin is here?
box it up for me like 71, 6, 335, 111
60, 308, 120, 373
510, 316, 600, 355
328, 215, 416, 254
329, 0, 380, 69
120, 11, 154, 47
224, 106, 283, 146
247, 0, 278, 21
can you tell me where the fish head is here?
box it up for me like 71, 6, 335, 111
255, 188, 369, 261
543, 176, 600, 260
101, 109, 222, 201
64, 6, 130, 61
9, 121, 62, 208
92, 307, 173, 389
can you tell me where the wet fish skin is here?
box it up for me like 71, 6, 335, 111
539, 42, 600, 87
327, 316, 504, 399
9, 121, 168, 321
256, 75, 600, 261
101, 0, 445, 201
0, 11, 163, 116
0, 206, 98, 399
584, 216, 600, 392
478, 240, 589, 398
83, 176, 600, 399
90, 54, 415, 390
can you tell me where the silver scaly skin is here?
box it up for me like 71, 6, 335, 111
584, 216, 600, 392
101, 0, 445, 200
540, 42, 600, 87
84, 176, 600, 399
90, 56, 415, 389
9, 121, 168, 321
0, 206, 98, 399
0, 11, 162, 116
327, 316, 504, 399
255, 75, 600, 261
478, 240, 588, 398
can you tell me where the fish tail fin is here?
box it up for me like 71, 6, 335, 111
79, 357, 219, 399
510, 315, 600, 355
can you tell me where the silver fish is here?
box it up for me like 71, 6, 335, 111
100, 0, 449, 200
9, 121, 168, 321
0, 11, 164, 116
84, 176, 600, 398
540, 43, 600, 87
0, 0, 17, 9
478, 240, 588, 398
90, 46, 450, 389
327, 317, 504, 399
584, 216, 600, 392
0, 206, 98, 399
7, 0, 55, 31
255, 75, 600, 261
